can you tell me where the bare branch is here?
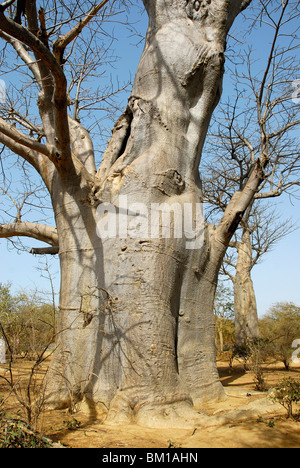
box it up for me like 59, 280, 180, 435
268, 120, 300, 140
0, 0, 16, 12
257, 1, 289, 110
0, 12, 63, 85
0, 117, 54, 159
204, 0, 300, 249
0, 10, 71, 163
255, 181, 300, 199
215, 156, 267, 246
0, 221, 58, 245
0, 187, 35, 222
6, 35, 41, 84
0, 130, 43, 174
53, 0, 110, 65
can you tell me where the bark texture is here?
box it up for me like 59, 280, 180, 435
43, 0, 251, 427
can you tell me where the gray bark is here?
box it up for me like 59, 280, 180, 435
45, 0, 250, 427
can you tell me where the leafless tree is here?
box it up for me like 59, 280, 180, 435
203, 0, 300, 345
220, 205, 296, 344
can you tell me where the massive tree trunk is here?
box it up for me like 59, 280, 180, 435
0, 0, 251, 428
234, 230, 260, 345
45, 0, 251, 427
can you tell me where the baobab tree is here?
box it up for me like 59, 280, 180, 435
2, 0, 298, 428
219, 206, 295, 345
203, 0, 300, 347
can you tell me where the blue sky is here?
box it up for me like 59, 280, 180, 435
251, 196, 300, 316
0, 2, 299, 316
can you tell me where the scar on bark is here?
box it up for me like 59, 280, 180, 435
181, 45, 225, 87
95, 104, 133, 180
89, 104, 133, 203
185, 0, 212, 20
152, 169, 186, 196
92, 96, 170, 202
116, 109, 133, 162
101, 95, 169, 174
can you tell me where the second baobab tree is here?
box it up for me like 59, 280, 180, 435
203, 0, 300, 346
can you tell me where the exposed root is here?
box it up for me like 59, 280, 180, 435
103, 397, 285, 430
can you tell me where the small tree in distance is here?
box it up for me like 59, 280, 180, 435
203, 0, 300, 346
0, 283, 56, 359
214, 282, 235, 354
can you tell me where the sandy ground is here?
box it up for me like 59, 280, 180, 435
1, 358, 300, 448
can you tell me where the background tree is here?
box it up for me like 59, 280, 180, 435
203, 0, 300, 345
0, 0, 299, 428
214, 281, 234, 353
219, 205, 295, 344
260, 302, 300, 370
0, 283, 56, 358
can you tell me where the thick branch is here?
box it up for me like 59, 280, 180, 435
0, 0, 16, 12
0, 131, 42, 173
0, 117, 55, 159
255, 181, 300, 199
215, 156, 266, 247
70, 151, 96, 187
268, 120, 300, 140
0, 127, 55, 192
68, 117, 96, 176
0, 12, 65, 93
240, 0, 252, 11
0, 222, 58, 246
25, 1, 55, 101
0, 115, 93, 189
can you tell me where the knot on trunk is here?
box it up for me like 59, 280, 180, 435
186, 0, 212, 20
152, 169, 185, 196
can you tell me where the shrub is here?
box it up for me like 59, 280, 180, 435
231, 342, 252, 369
0, 411, 52, 448
269, 377, 300, 419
